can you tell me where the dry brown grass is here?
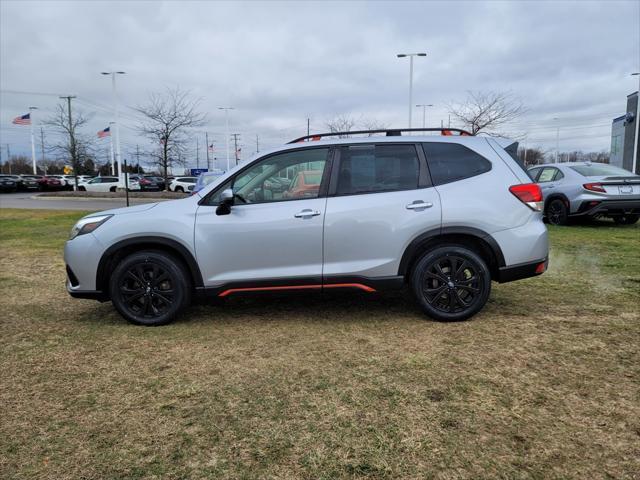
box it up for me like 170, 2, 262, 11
0, 209, 639, 479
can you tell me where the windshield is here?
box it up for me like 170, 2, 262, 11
197, 174, 222, 187
570, 164, 635, 177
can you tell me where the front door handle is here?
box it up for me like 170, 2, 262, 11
294, 209, 321, 218
406, 201, 433, 210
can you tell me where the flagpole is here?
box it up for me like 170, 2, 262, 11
109, 123, 115, 175
29, 107, 38, 174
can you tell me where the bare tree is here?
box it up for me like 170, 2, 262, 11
448, 91, 525, 136
325, 114, 389, 137
45, 103, 93, 186
134, 87, 206, 188
325, 114, 357, 138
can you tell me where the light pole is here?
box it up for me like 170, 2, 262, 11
101, 71, 126, 184
397, 52, 426, 128
28, 106, 38, 174
553, 117, 560, 163
415, 104, 434, 129
218, 107, 234, 171
632, 73, 640, 174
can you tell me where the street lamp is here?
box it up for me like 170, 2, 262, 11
632, 73, 640, 174
397, 52, 426, 128
101, 71, 126, 184
415, 104, 434, 129
553, 117, 560, 163
218, 107, 234, 171
28, 106, 38, 174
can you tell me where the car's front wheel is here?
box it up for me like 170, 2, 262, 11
175, 186, 184, 193
109, 250, 191, 326
410, 246, 491, 322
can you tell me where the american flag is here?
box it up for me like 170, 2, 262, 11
97, 126, 111, 138
12, 113, 31, 125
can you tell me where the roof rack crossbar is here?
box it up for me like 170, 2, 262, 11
288, 127, 473, 144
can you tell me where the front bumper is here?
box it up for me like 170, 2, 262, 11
64, 232, 105, 298
574, 199, 640, 217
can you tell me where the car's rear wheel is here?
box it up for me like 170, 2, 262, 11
109, 250, 191, 326
410, 246, 491, 322
78, 186, 86, 191
613, 214, 639, 225
546, 199, 569, 226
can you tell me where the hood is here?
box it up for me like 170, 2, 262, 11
90, 202, 159, 217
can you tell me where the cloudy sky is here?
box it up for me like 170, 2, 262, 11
1, 0, 639, 170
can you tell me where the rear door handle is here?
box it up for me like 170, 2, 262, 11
406, 201, 433, 210
294, 209, 321, 218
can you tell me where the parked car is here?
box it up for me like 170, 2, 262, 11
3, 174, 39, 191
65, 128, 548, 326
169, 177, 196, 193
191, 171, 225, 195
528, 162, 640, 225
126, 174, 160, 192
0, 175, 17, 192
76, 176, 119, 192
144, 176, 167, 190
47, 175, 77, 190
28, 175, 63, 190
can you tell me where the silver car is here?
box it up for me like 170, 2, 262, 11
528, 162, 640, 225
65, 129, 549, 326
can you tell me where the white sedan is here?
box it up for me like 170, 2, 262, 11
76, 176, 119, 192
169, 177, 196, 193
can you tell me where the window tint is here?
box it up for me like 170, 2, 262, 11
336, 144, 419, 195
229, 147, 328, 204
422, 143, 491, 185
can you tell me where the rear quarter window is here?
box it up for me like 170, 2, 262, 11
422, 143, 491, 185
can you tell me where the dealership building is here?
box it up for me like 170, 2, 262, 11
610, 91, 639, 174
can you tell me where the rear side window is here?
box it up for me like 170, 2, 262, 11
336, 144, 419, 195
422, 143, 491, 185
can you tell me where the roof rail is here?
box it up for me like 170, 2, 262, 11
288, 127, 473, 144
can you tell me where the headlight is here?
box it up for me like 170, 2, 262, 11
69, 214, 112, 240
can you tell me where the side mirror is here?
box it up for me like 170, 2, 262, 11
215, 189, 234, 216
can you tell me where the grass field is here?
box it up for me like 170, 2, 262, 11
1, 208, 639, 479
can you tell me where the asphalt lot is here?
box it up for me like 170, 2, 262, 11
0, 191, 165, 212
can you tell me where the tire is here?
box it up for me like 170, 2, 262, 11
109, 186, 117, 192
546, 198, 569, 226
109, 250, 191, 326
175, 186, 184, 193
613, 214, 639, 225
78, 186, 86, 192
410, 245, 491, 322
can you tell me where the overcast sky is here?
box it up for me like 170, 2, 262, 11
1, 0, 639, 170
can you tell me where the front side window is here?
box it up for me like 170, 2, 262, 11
336, 144, 419, 195
528, 167, 542, 181
229, 148, 329, 204
422, 142, 492, 185
90, 178, 101, 184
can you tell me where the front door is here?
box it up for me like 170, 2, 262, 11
194, 147, 331, 287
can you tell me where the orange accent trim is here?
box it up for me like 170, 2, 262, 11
324, 283, 376, 292
218, 283, 375, 297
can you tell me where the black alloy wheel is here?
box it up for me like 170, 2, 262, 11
110, 251, 190, 326
546, 199, 569, 226
411, 246, 491, 322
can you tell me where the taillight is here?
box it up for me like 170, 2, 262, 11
583, 183, 606, 193
509, 183, 543, 211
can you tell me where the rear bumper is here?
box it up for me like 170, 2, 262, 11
497, 258, 548, 283
574, 199, 640, 217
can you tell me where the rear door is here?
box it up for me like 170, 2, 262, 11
322, 143, 441, 281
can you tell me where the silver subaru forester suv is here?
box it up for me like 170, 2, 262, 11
65, 128, 549, 326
